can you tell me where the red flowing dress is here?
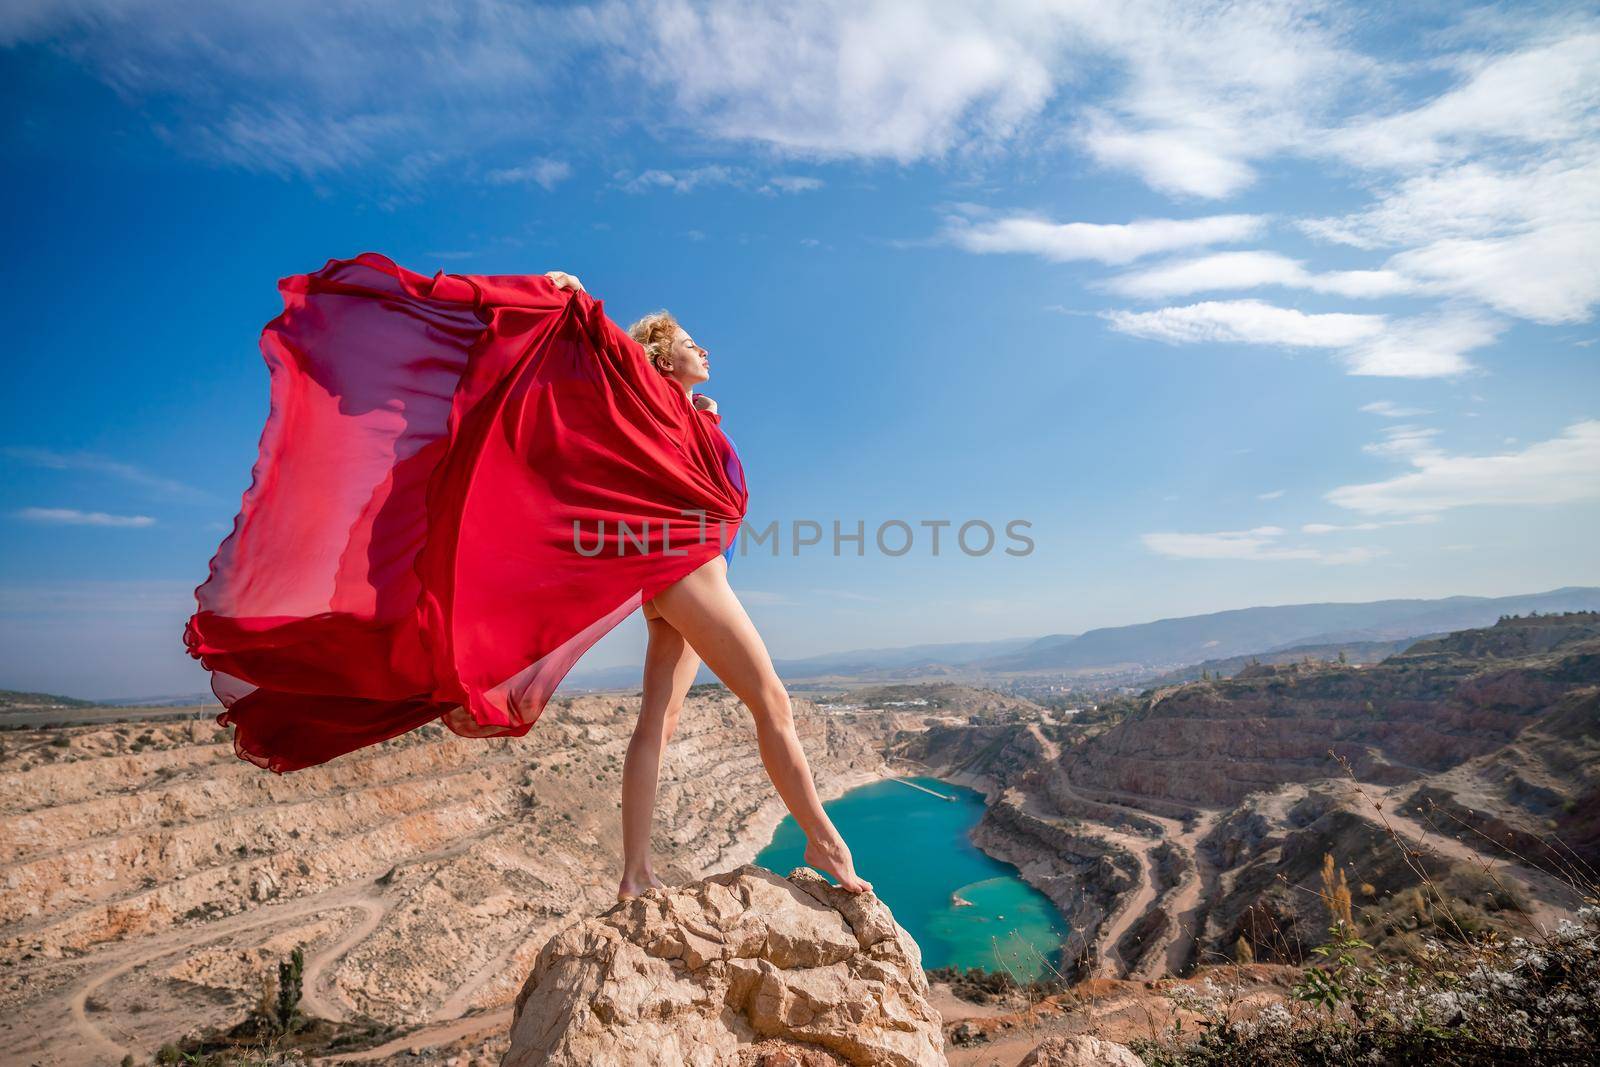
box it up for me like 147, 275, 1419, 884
182, 253, 748, 773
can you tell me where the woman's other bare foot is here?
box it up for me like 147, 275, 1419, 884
803, 837, 872, 894
617, 866, 668, 901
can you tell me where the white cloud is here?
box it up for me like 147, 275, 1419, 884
1105, 299, 1383, 348
1104, 300, 1499, 378
1386, 217, 1600, 326
2, 3, 584, 177
1302, 522, 1377, 534
1141, 526, 1384, 565
1327, 420, 1600, 515
943, 213, 1264, 266
619, 165, 742, 193
1361, 424, 1442, 462
1303, 134, 1600, 327
762, 176, 824, 194
616, 165, 823, 195
1108, 250, 1413, 300
1361, 400, 1431, 418
15, 507, 156, 527
1301, 515, 1437, 534
599, 0, 1062, 162
486, 157, 572, 190
1070, 2, 1366, 197
1257, 489, 1286, 500
3, 1, 1375, 187
1322, 33, 1600, 171
1342, 313, 1503, 378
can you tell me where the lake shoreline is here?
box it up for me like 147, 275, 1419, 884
749, 770, 1070, 977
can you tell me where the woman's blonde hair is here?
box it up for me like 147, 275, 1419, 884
626, 310, 680, 376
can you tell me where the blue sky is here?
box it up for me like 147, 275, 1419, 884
2, 1, 1597, 699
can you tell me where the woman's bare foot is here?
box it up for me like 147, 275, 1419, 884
803, 837, 872, 894
617, 866, 668, 901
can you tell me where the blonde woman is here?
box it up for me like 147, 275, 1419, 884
542, 270, 871, 901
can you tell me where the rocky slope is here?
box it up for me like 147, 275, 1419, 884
0, 690, 909, 1065
506, 865, 945, 1066
900, 612, 1599, 984
5, 612, 1596, 1065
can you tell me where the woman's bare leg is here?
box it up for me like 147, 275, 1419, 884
618, 610, 700, 900
650, 554, 871, 893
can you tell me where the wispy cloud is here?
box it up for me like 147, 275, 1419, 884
1298, 29, 1600, 329
618, 165, 741, 194
486, 157, 572, 190
1301, 515, 1438, 534
2, 445, 214, 502
1361, 400, 1431, 418
1103, 300, 1501, 378
1321, 33, 1600, 172
1108, 250, 1413, 300
615, 165, 822, 196
762, 176, 824, 194
15, 507, 156, 527
1257, 489, 1286, 500
600, 0, 1061, 163
941, 212, 1264, 266
1327, 420, 1600, 515
736, 589, 798, 606
1141, 526, 1385, 565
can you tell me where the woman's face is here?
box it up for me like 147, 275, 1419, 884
661, 326, 711, 386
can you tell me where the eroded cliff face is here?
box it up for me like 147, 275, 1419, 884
5, 614, 1596, 1063
903, 614, 1599, 983
0, 691, 901, 1064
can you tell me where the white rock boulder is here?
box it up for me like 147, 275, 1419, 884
506, 864, 946, 1066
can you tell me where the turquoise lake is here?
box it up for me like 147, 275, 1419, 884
755, 776, 1069, 980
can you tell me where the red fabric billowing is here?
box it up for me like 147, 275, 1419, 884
183, 253, 747, 773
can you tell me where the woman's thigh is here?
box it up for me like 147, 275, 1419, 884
643, 615, 700, 688
648, 555, 781, 706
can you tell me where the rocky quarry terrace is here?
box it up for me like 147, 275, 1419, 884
2, 614, 1596, 1064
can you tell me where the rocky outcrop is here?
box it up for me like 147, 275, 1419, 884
1020, 1033, 1147, 1066
505, 865, 945, 1066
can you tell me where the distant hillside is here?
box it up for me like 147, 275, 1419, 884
975, 587, 1600, 673
1144, 635, 1434, 686
567, 587, 1600, 691
0, 689, 97, 710
563, 634, 1039, 690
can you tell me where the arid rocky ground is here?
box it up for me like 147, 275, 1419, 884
3, 615, 1595, 1065
900, 613, 1598, 995
1, 690, 914, 1065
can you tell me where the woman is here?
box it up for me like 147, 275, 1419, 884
183, 254, 868, 901
544, 272, 867, 899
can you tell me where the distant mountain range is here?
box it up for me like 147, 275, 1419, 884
987, 586, 1600, 673
564, 635, 1042, 691
567, 585, 1600, 689
20, 587, 1600, 704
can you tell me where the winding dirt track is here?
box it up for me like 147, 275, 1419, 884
1343, 779, 1587, 934
63, 884, 392, 1065
297, 895, 387, 1023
